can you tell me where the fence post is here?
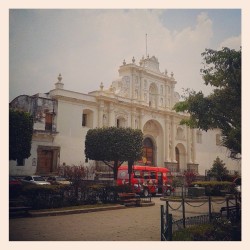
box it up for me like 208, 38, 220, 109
161, 205, 165, 241
235, 194, 240, 219
226, 197, 229, 219
208, 196, 212, 222
182, 196, 186, 228
167, 213, 173, 241
166, 201, 169, 219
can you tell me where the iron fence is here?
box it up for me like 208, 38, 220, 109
160, 195, 241, 241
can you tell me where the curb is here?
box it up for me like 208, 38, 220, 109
140, 201, 155, 207
29, 204, 126, 217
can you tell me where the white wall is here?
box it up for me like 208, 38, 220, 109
195, 129, 241, 175
55, 99, 98, 166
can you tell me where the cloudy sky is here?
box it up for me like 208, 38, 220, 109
9, 9, 241, 101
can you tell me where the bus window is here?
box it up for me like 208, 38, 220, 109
157, 172, 163, 184
118, 170, 128, 179
143, 171, 150, 179
150, 171, 156, 179
134, 170, 141, 178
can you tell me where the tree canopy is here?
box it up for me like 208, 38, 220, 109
207, 157, 229, 181
85, 127, 143, 179
9, 109, 34, 162
173, 47, 241, 159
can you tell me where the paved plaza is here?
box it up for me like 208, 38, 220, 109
9, 197, 228, 241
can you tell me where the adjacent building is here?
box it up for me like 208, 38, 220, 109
9, 55, 241, 176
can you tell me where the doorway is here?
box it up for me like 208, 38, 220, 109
143, 137, 154, 165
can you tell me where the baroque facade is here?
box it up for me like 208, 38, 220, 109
9, 56, 240, 176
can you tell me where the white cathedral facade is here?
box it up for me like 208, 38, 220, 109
9, 55, 241, 176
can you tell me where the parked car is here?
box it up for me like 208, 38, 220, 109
21, 175, 51, 185
46, 176, 71, 185
9, 176, 23, 198
9, 176, 22, 186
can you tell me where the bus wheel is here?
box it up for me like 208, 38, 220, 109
143, 188, 149, 197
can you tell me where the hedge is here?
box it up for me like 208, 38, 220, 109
191, 181, 235, 196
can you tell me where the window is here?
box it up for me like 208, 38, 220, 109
116, 119, 120, 128
216, 134, 221, 146
134, 171, 141, 178
45, 113, 53, 130
17, 158, 25, 166
143, 171, 150, 179
82, 114, 87, 127
82, 109, 94, 128
150, 171, 156, 179
116, 117, 126, 128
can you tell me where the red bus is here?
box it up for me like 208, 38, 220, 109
117, 165, 174, 196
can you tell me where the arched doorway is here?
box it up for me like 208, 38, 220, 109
142, 119, 164, 166
143, 137, 154, 165
175, 143, 187, 172
175, 147, 180, 172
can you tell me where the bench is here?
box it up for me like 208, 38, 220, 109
220, 205, 241, 219
118, 192, 141, 207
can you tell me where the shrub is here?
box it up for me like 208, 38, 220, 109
172, 218, 241, 241
191, 181, 235, 196
21, 184, 69, 209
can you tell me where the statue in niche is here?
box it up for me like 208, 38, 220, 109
103, 114, 108, 127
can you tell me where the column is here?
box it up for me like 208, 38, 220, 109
98, 100, 104, 128
131, 107, 136, 129
187, 127, 192, 163
192, 129, 197, 163
164, 116, 170, 162
108, 103, 115, 127
170, 116, 176, 162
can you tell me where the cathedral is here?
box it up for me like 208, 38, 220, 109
9, 55, 240, 176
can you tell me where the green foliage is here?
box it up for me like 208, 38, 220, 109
172, 218, 241, 240
85, 127, 143, 179
173, 47, 241, 158
9, 109, 33, 161
21, 184, 67, 209
207, 157, 229, 181
191, 180, 235, 196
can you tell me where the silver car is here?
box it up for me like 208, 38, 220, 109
22, 175, 51, 185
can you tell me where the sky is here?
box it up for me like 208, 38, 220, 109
9, 9, 241, 101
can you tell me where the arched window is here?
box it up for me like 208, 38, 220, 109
175, 147, 180, 172
149, 83, 158, 108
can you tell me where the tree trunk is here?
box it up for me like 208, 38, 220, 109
113, 160, 118, 180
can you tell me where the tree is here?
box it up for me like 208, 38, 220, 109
9, 109, 33, 162
207, 157, 229, 181
85, 127, 143, 180
173, 47, 241, 159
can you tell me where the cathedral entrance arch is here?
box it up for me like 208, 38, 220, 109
142, 137, 155, 165
175, 143, 186, 172
142, 119, 164, 166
